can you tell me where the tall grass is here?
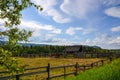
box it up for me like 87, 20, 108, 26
66, 58, 120, 80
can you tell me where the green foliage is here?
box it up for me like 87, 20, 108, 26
0, 0, 42, 74
19, 45, 65, 55
0, 0, 43, 27
0, 48, 27, 74
66, 59, 120, 80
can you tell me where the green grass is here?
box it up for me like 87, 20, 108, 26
66, 58, 120, 80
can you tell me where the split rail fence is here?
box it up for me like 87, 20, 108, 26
0, 58, 113, 80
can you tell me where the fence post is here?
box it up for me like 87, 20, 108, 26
83, 65, 86, 71
91, 63, 93, 68
47, 63, 50, 80
101, 60, 104, 66
64, 66, 66, 79
75, 62, 78, 76
16, 75, 19, 80
96, 62, 98, 67
109, 57, 112, 62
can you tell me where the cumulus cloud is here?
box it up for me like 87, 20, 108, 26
105, 7, 120, 18
18, 20, 62, 38
42, 37, 74, 45
111, 26, 120, 32
109, 37, 120, 45
66, 26, 94, 35
32, 0, 71, 23
66, 27, 83, 35
85, 39, 91, 44
90, 34, 120, 48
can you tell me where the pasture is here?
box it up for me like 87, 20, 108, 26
17, 57, 101, 67
0, 57, 101, 80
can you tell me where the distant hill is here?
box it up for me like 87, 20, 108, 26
19, 43, 48, 47
92, 46, 101, 49
72, 45, 101, 49
0, 41, 48, 47
0, 41, 101, 49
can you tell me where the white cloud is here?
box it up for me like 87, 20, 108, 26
32, 0, 119, 23
60, 0, 120, 18
75, 34, 112, 48
105, 7, 120, 18
109, 37, 120, 45
66, 27, 94, 35
47, 9, 71, 23
32, 0, 71, 23
52, 28, 61, 34
111, 26, 120, 32
102, 0, 120, 6
19, 20, 62, 37
82, 28, 95, 35
85, 39, 91, 44
42, 37, 74, 45
66, 27, 83, 35
60, 0, 100, 18
90, 34, 120, 49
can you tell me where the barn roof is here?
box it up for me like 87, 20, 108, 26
64, 46, 82, 52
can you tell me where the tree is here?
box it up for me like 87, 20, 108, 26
0, 0, 42, 74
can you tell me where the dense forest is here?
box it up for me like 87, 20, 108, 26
14, 45, 65, 55
15, 45, 120, 55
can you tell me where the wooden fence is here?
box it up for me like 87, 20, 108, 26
0, 58, 113, 80
14, 53, 120, 58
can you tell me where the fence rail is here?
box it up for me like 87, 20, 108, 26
0, 58, 114, 80
14, 53, 120, 58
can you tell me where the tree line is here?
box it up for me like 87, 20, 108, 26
14, 45, 120, 55
15, 45, 65, 55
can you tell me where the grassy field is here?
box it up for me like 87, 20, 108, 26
66, 58, 120, 80
17, 57, 101, 67
0, 57, 101, 80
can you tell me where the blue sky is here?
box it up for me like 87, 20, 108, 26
21, 0, 120, 49
1, 0, 120, 49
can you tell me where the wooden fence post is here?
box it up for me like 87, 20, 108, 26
96, 62, 98, 67
75, 62, 78, 76
109, 57, 112, 62
47, 63, 50, 80
101, 60, 104, 66
16, 75, 19, 80
64, 66, 66, 79
83, 65, 86, 71
91, 63, 93, 68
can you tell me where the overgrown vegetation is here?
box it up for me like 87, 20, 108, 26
66, 58, 120, 80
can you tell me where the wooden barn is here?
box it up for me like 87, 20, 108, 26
63, 45, 84, 58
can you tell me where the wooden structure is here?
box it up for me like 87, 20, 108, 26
63, 45, 84, 58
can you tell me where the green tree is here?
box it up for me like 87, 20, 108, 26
0, 0, 42, 74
